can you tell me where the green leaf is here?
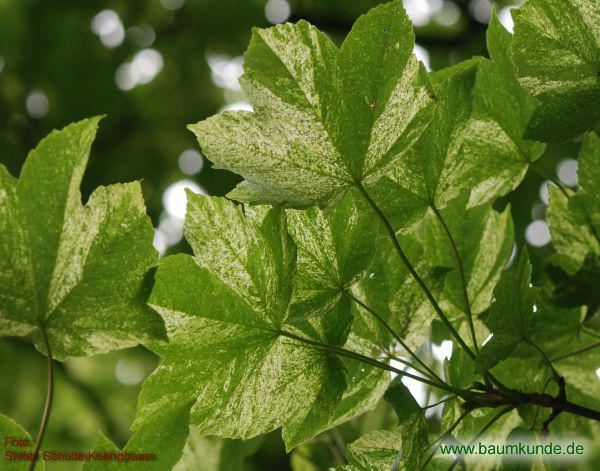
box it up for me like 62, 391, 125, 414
542, 254, 600, 316
0, 413, 43, 470
325, 334, 390, 431
139, 195, 346, 451
550, 333, 600, 425
189, 0, 434, 208
174, 431, 262, 471
346, 430, 403, 471
445, 346, 479, 391
378, 64, 477, 223
547, 134, 600, 275
0, 118, 165, 360
476, 249, 540, 372
287, 189, 378, 322
380, 50, 536, 229
547, 187, 600, 275
576, 133, 600, 235
512, 0, 600, 141
384, 378, 428, 470
420, 194, 514, 316
291, 438, 340, 471
352, 233, 444, 351
84, 402, 190, 470
474, 10, 545, 162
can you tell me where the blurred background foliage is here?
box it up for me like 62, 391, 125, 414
0, 0, 589, 469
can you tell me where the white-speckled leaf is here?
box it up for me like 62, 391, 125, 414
140, 195, 346, 451
547, 188, 600, 275
547, 134, 600, 275
420, 195, 514, 315
475, 10, 544, 158
576, 133, 600, 235
0, 118, 165, 360
352, 233, 443, 351
384, 378, 428, 470
189, 0, 434, 208
174, 431, 261, 471
84, 402, 190, 470
324, 334, 390, 431
345, 430, 403, 471
286, 190, 378, 321
512, 0, 600, 141
383, 59, 530, 223
0, 414, 43, 470
381, 15, 546, 226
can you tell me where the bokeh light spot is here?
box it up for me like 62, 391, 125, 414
91, 10, 125, 48
115, 49, 164, 91
434, 1, 461, 27
468, 0, 492, 24
160, 0, 186, 11
525, 220, 551, 247
539, 180, 550, 205
163, 179, 205, 220
128, 25, 156, 47
26, 90, 49, 118
404, 0, 442, 27
556, 158, 578, 187
115, 359, 145, 385
178, 149, 204, 175
207, 54, 244, 91
265, 0, 291, 24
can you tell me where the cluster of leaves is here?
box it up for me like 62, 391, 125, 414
1, 0, 599, 470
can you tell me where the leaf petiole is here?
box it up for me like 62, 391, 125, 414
345, 290, 445, 384
278, 330, 467, 396
29, 326, 54, 471
354, 182, 476, 361
429, 204, 478, 353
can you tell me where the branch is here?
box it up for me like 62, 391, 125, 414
354, 182, 476, 361
521, 389, 600, 424
540, 377, 566, 437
